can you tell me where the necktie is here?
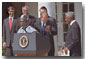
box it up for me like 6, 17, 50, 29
42, 23, 45, 35
9, 18, 12, 31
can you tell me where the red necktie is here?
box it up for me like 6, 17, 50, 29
9, 18, 12, 31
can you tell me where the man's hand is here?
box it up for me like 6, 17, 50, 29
64, 47, 68, 55
45, 26, 50, 32
3, 42, 6, 48
60, 46, 68, 55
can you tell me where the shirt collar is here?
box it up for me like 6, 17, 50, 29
9, 16, 14, 18
9, 16, 14, 22
41, 20, 46, 27
70, 20, 76, 26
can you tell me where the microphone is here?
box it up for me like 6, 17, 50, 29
22, 25, 27, 33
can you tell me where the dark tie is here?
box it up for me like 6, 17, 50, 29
9, 18, 12, 31
42, 23, 46, 35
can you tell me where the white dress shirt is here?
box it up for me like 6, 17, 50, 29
41, 20, 46, 27
70, 20, 76, 26
9, 16, 14, 23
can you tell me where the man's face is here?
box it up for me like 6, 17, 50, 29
8, 9, 14, 17
41, 14, 48, 22
40, 9, 47, 14
22, 7, 28, 15
65, 15, 71, 24
20, 19, 26, 26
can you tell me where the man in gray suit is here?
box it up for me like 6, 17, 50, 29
20, 6, 36, 27
3, 6, 18, 56
34, 12, 57, 56
60, 12, 81, 56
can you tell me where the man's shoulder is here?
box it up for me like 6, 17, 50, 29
36, 18, 41, 23
48, 16, 56, 22
71, 21, 80, 29
3, 17, 9, 22
14, 18, 18, 21
48, 16, 55, 20
34, 18, 41, 25
73, 21, 79, 27
4, 17, 17, 21
29, 15, 36, 19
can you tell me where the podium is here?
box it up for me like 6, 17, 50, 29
12, 32, 51, 56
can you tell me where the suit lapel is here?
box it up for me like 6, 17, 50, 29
7, 17, 14, 32
67, 23, 73, 34
11, 18, 15, 32
46, 20, 50, 26
7, 18, 10, 32
11, 19, 14, 29
26, 15, 32, 26
38, 19, 42, 32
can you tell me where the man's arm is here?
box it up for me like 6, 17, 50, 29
65, 27, 80, 50
3, 20, 6, 42
34, 19, 42, 33
3, 20, 6, 48
14, 19, 20, 33
50, 19, 57, 35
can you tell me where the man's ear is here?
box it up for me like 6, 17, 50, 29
8, 11, 9, 14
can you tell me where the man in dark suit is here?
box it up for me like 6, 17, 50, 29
39, 6, 57, 29
39, 6, 57, 56
34, 12, 57, 56
20, 5, 36, 27
3, 6, 18, 56
60, 12, 81, 56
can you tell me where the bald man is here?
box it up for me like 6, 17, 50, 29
17, 15, 27, 33
60, 12, 81, 56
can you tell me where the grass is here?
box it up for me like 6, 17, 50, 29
2, 47, 6, 56
2, 39, 6, 56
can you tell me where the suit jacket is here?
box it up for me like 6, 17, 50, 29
27, 15, 36, 27
3, 17, 18, 47
48, 16, 57, 35
65, 21, 81, 56
34, 18, 57, 45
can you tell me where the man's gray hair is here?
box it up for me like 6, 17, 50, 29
65, 12, 75, 19
20, 14, 27, 21
22, 5, 29, 10
40, 12, 48, 17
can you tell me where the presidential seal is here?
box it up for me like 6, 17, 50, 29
19, 35, 29, 48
